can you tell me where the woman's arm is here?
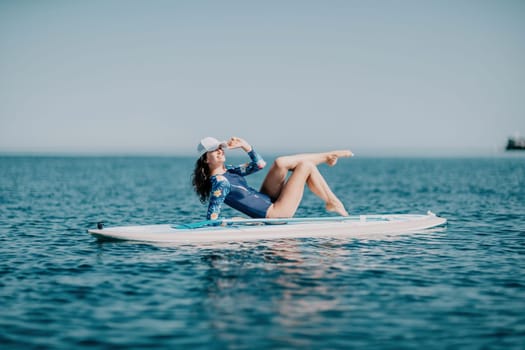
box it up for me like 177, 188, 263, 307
226, 137, 252, 153
226, 137, 266, 176
207, 175, 230, 220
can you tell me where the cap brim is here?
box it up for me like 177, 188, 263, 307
198, 141, 228, 156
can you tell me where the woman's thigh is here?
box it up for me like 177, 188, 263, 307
266, 162, 313, 218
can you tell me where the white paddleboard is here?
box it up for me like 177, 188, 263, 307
88, 211, 446, 244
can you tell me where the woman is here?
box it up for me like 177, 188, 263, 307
192, 136, 353, 221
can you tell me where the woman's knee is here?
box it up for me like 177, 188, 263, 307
294, 160, 315, 173
273, 156, 292, 170
273, 157, 314, 172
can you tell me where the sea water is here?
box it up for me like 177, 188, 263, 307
0, 155, 524, 349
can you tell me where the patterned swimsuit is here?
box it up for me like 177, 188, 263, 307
207, 150, 271, 220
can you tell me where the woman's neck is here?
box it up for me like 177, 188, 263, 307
210, 165, 226, 176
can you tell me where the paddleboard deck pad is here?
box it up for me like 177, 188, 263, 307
88, 211, 446, 244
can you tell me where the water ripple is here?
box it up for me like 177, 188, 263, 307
0, 156, 524, 349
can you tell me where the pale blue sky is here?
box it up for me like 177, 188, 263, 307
1, 0, 524, 156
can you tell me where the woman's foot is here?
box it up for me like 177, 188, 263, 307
326, 200, 349, 216
326, 150, 353, 167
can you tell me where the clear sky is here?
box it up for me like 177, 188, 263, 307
1, 0, 524, 156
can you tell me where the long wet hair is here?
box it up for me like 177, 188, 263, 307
192, 153, 211, 203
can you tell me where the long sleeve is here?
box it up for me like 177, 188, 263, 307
206, 175, 231, 220
228, 149, 266, 176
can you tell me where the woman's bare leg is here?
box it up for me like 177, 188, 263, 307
260, 150, 352, 200
273, 150, 352, 169
306, 166, 348, 216
265, 160, 349, 218
265, 161, 312, 218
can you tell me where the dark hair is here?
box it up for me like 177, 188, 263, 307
192, 153, 211, 203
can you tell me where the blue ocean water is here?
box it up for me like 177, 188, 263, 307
0, 155, 524, 349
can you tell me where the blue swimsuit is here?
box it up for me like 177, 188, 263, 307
207, 150, 272, 220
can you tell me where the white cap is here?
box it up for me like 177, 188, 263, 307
197, 137, 228, 156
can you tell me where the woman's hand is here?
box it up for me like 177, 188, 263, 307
227, 137, 252, 152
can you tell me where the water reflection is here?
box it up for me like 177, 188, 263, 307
196, 239, 353, 345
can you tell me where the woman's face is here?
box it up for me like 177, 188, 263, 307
205, 147, 225, 168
